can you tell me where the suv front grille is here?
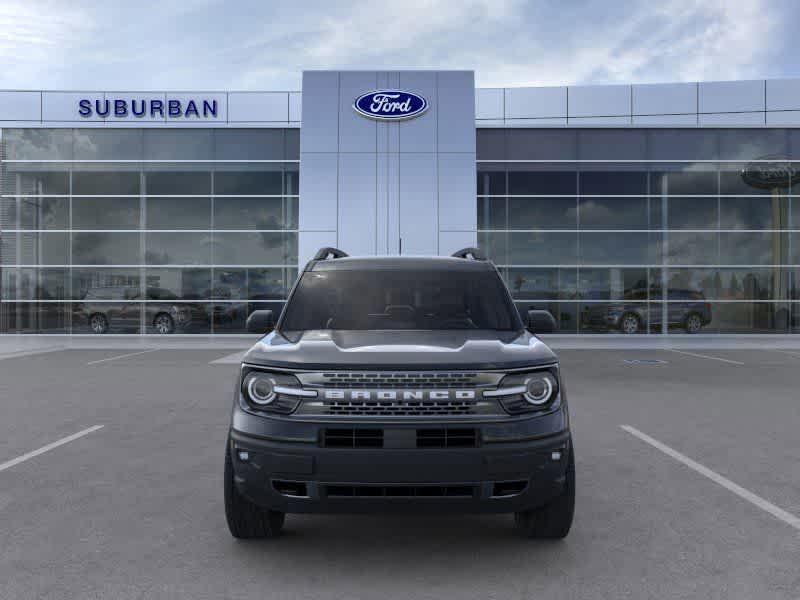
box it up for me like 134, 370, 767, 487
325, 484, 476, 498
318, 372, 480, 388
324, 399, 477, 417
320, 427, 479, 449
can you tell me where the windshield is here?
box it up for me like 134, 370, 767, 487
280, 269, 522, 332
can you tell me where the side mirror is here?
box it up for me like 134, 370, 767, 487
527, 309, 557, 334
246, 309, 274, 334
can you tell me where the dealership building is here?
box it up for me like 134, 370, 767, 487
1, 70, 799, 335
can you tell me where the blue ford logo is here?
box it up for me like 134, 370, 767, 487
353, 90, 428, 121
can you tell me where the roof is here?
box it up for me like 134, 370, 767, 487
308, 255, 494, 272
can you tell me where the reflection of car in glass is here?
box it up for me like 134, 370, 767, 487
225, 247, 574, 540
581, 289, 712, 334
75, 286, 208, 334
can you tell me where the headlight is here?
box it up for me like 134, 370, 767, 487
245, 373, 276, 405
523, 373, 555, 405
240, 368, 317, 414
484, 367, 560, 414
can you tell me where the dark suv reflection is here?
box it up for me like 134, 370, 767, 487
581, 289, 712, 334
74, 287, 208, 334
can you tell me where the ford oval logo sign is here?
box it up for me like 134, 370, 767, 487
353, 90, 428, 121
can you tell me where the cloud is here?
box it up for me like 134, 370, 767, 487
0, 0, 791, 90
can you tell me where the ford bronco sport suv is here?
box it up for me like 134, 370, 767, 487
225, 248, 574, 539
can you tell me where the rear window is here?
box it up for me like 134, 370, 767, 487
280, 269, 521, 331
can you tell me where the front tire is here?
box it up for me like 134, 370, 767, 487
515, 445, 575, 539
224, 441, 285, 539
684, 313, 703, 334
89, 313, 109, 334
619, 313, 641, 334
153, 313, 175, 335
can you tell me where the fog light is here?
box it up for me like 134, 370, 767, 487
237, 450, 250, 462
551, 451, 561, 461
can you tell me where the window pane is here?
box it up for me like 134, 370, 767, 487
719, 232, 787, 265
508, 197, 576, 229
0, 302, 69, 333
72, 268, 141, 300
508, 171, 576, 195
17, 197, 69, 229
145, 268, 211, 300
2, 129, 73, 160
6, 171, 69, 195
506, 268, 576, 300
143, 303, 210, 334
72, 171, 140, 195
73, 129, 143, 160
213, 232, 297, 265
509, 232, 578, 265
476, 170, 505, 195
477, 197, 506, 230
213, 130, 285, 160
1, 268, 68, 300
579, 232, 659, 265
711, 302, 791, 333
145, 172, 211, 195
715, 268, 790, 300
667, 232, 718, 264
213, 197, 294, 230
578, 268, 649, 300
142, 130, 214, 160
578, 197, 648, 229
1, 232, 70, 265
214, 171, 283, 195
667, 268, 718, 300
145, 232, 212, 265
720, 196, 787, 229
73, 197, 140, 229
146, 197, 211, 229
73, 233, 141, 265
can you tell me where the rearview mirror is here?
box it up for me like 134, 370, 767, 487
246, 310, 274, 334
527, 310, 557, 334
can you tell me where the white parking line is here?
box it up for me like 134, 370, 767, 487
621, 425, 800, 531
773, 350, 800, 359
0, 347, 67, 361
0, 425, 104, 473
209, 351, 246, 364
87, 349, 159, 365
668, 349, 745, 365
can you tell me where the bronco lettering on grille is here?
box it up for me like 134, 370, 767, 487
322, 390, 476, 401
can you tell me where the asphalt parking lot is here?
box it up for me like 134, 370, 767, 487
1, 345, 799, 599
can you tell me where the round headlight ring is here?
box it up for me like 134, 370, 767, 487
524, 375, 553, 405
246, 374, 276, 405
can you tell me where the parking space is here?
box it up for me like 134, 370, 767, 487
0, 347, 798, 599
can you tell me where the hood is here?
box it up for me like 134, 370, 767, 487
242, 329, 557, 370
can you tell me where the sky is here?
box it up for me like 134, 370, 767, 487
0, 0, 797, 91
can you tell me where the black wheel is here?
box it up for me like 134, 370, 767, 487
224, 441, 285, 539
619, 313, 641, 334
684, 313, 703, 334
89, 313, 109, 334
514, 444, 575, 539
153, 313, 175, 334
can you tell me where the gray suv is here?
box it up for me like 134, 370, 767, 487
225, 248, 574, 539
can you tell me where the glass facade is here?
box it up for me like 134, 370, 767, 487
478, 128, 800, 334
1, 125, 799, 335
0, 128, 298, 333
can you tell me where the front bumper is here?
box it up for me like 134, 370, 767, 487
229, 407, 571, 514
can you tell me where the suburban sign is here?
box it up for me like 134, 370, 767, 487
78, 97, 219, 119
352, 90, 428, 121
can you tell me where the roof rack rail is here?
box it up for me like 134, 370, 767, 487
313, 247, 349, 260
451, 247, 486, 261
